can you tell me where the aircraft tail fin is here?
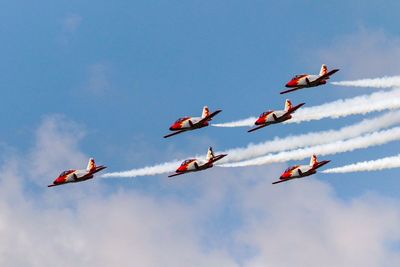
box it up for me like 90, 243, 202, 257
310, 154, 318, 167
87, 158, 96, 171
202, 106, 210, 118
284, 99, 292, 111
319, 64, 328, 76
206, 147, 215, 161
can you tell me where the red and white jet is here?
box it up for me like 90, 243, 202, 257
168, 147, 227, 177
280, 64, 339, 94
163, 106, 222, 138
248, 99, 305, 133
272, 155, 330, 184
48, 158, 107, 187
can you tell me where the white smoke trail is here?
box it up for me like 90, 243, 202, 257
102, 112, 400, 178
331, 76, 400, 88
223, 111, 400, 162
221, 127, 400, 168
213, 117, 257, 127
322, 154, 400, 173
212, 89, 400, 127
101, 161, 181, 178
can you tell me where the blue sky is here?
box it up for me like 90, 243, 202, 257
1, 1, 400, 266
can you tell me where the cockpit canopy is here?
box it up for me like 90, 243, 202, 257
284, 166, 298, 173
58, 170, 73, 177
259, 111, 272, 118
292, 74, 305, 80
181, 159, 195, 166
175, 117, 189, 123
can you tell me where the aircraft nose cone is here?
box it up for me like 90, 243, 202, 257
170, 123, 181, 131
281, 172, 290, 179
177, 166, 185, 172
286, 81, 295, 87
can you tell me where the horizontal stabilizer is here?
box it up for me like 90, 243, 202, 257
289, 102, 305, 113
198, 109, 222, 125
314, 160, 331, 170
208, 154, 227, 164
315, 69, 340, 82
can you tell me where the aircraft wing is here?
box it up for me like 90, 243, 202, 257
248, 124, 268, 133
197, 110, 222, 125
163, 129, 187, 138
280, 87, 304, 95
168, 172, 186, 178
314, 69, 340, 83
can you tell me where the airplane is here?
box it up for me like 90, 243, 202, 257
168, 147, 227, 177
272, 155, 330, 184
163, 106, 222, 138
280, 64, 339, 94
48, 158, 107, 187
248, 99, 305, 133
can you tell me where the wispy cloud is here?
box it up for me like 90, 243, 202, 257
57, 14, 83, 46
84, 63, 113, 95
63, 14, 82, 34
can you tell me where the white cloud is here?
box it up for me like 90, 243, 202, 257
235, 178, 400, 267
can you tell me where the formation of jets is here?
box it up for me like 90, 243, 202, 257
48, 64, 338, 187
